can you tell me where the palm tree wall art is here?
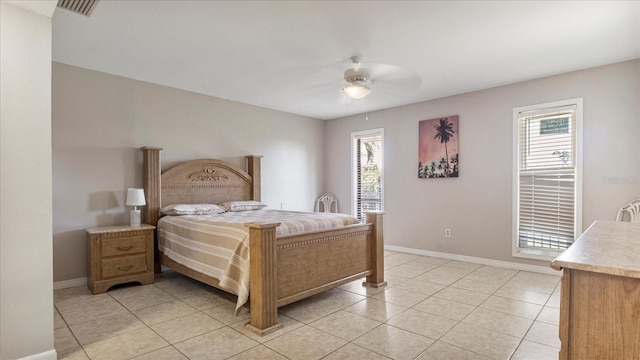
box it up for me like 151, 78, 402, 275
418, 116, 459, 178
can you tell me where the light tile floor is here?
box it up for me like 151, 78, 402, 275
55, 251, 562, 360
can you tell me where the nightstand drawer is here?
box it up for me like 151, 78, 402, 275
101, 234, 146, 257
101, 254, 146, 278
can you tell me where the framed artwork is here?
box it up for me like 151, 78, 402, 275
418, 115, 459, 178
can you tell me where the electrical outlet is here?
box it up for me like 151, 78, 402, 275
445, 228, 451, 238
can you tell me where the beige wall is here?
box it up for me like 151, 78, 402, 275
325, 60, 640, 267
53, 59, 640, 280
1, 2, 55, 359
52, 63, 324, 282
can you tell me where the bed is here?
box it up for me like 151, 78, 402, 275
141, 147, 386, 335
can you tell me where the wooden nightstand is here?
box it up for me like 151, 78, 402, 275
87, 224, 155, 294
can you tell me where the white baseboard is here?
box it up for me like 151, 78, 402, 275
385, 245, 560, 276
18, 349, 56, 360
53, 277, 87, 290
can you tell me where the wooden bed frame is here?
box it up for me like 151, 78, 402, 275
141, 147, 386, 335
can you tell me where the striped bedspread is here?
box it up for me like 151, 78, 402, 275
157, 210, 360, 312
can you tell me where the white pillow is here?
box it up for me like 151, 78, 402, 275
219, 200, 267, 212
160, 204, 225, 216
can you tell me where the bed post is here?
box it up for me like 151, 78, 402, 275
245, 222, 282, 336
142, 147, 162, 273
141, 147, 162, 226
364, 211, 387, 288
246, 155, 262, 201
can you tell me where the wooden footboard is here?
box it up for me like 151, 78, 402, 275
245, 212, 385, 335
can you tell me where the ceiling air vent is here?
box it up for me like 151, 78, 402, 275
57, 0, 98, 16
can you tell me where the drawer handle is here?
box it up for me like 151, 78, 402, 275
117, 264, 133, 271
116, 245, 133, 251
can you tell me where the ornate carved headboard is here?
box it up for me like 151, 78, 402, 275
141, 147, 262, 226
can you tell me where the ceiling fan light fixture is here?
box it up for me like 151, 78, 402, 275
343, 82, 371, 99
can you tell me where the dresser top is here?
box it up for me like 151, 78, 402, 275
551, 220, 640, 278
87, 224, 155, 235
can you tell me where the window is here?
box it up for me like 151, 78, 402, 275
513, 99, 582, 260
352, 129, 384, 222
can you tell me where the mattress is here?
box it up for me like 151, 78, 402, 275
157, 209, 360, 312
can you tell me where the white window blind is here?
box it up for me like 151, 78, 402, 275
516, 103, 580, 253
352, 130, 383, 223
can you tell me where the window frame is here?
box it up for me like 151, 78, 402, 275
512, 98, 583, 260
351, 128, 384, 222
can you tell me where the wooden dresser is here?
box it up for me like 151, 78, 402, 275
87, 224, 155, 294
551, 221, 640, 360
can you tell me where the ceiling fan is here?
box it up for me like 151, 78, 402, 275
339, 56, 422, 101
297, 56, 421, 104
342, 56, 373, 100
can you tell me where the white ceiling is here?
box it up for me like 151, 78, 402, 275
52, 1, 640, 120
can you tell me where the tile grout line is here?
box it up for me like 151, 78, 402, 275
410, 269, 523, 359
54, 304, 91, 359
106, 286, 176, 360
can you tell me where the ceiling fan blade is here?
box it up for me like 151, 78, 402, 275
368, 63, 422, 91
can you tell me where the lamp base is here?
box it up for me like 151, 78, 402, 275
130, 209, 141, 227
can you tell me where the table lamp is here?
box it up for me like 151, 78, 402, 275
126, 188, 146, 227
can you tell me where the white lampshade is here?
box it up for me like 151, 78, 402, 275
126, 188, 145, 227
343, 82, 371, 99
126, 188, 146, 207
